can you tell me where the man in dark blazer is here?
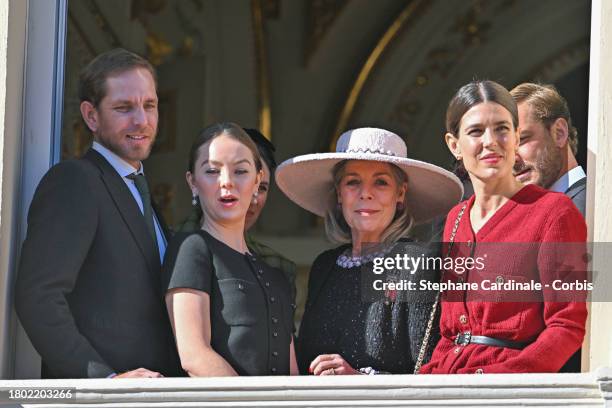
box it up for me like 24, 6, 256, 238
15, 48, 182, 378
511, 82, 586, 373
511, 82, 586, 215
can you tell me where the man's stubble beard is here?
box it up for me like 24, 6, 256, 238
534, 141, 563, 189
95, 129, 157, 165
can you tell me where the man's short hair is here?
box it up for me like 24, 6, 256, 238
78, 48, 157, 107
510, 82, 578, 155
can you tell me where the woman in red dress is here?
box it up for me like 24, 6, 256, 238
419, 80, 587, 374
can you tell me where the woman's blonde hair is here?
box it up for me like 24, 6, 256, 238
324, 160, 414, 244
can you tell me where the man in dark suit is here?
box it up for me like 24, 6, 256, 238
15, 48, 182, 378
511, 82, 586, 215
511, 82, 586, 373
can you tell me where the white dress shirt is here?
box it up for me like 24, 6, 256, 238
92, 142, 167, 261
550, 166, 587, 194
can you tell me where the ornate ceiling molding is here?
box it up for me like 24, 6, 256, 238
81, 0, 122, 48
304, 0, 348, 64
386, 0, 516, 140
330, 0, 430, 151
67, 9, 97, 57
252, 0, 272, 140
326, 0, 589, 164
131, 0, 206, 65
527, 39, 590, 84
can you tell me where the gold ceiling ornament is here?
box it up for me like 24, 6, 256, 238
145, 32, 173, 66
132, 0, 204, 65
252, 0, 272, 140
451, 0, 491, 47
178, 36, 194, 58
387, 0, 515, 136
330, 0, 429, 151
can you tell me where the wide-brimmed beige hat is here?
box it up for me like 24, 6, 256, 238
275, 127, 463, 224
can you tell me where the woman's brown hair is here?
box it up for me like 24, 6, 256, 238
188, 122, 263, 173
446, 80, 518, 136
446, 80, 518, 179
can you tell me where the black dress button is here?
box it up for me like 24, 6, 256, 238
272, 317, 278, 324
270, 296, 276, 303
265, 282, 270, 287
272, 351, 278, 357
271, 367, 277, 373
273, 332, 278, 337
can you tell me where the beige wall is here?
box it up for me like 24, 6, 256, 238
586, 0, 612, 372
0, 0, 8, 211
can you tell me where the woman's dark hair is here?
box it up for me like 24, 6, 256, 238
179, 123, 263, 233
446, 80, 518, 136
243, 128, 277, 172
446, 80, 518, 180
188, 122, 263, 173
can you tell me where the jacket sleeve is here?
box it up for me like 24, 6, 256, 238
462, 204, 587, 374
296, 248, 337, 374
14, 162, 115, 378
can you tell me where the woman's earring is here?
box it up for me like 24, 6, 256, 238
252, 192, 259, 205
456, 154, 462, 161
191, 192, 198, 206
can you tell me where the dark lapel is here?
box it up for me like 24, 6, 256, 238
84, 149, 161, 275
564, 177, 586, 199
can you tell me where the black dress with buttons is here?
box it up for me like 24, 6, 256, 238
162, 230, 294, 376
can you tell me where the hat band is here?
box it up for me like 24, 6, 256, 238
342, 147, 397, 156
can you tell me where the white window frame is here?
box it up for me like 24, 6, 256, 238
2, 0, 67, 379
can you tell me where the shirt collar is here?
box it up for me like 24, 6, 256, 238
549, 166, 586, 193
92, 141, 144, 177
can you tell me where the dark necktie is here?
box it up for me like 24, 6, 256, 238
127, 173, 158, 247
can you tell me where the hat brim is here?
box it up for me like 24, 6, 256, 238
275, 152, 464, 224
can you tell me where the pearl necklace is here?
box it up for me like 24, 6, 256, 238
336, 244, 395, 269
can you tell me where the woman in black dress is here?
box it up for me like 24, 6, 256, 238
276, 127, 463, 375
163, 123, 297, 376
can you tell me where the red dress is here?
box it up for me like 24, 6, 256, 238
420, 184, 587, 374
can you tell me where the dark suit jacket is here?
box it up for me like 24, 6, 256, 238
15, 149, 182, 378
565, 177, 586, 217
558, 176, 587, 373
